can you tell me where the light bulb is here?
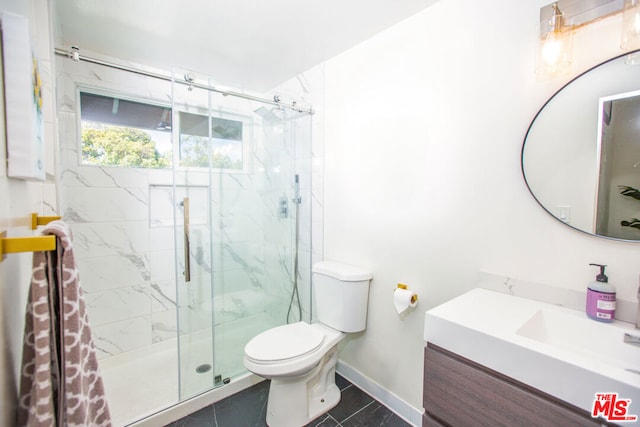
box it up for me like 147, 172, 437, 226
621, 0, 640, 50
535, 2, 573, 77
536, 29, 573, 76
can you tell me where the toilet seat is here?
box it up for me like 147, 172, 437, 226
245, 322, 325, 363
243, 322, 344, 378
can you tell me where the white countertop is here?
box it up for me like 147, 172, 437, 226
424, 288, 640, 413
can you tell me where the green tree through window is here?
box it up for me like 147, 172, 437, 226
178, 112, 244, 170
179, 134, 243, 169
82, 125, 170, 168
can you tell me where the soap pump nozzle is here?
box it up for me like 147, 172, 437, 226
589, 263, 608, 282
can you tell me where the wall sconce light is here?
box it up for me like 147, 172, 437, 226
621, 0, 640, 48
536, 0, 640, 77
535, 2, 573, 77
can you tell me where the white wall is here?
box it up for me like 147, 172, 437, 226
0, 0, 57, 424
323, 0, 640, 413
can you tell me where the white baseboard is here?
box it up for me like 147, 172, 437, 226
336, 360, 424, 426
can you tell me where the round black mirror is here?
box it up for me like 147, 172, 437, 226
522, 50, 640, 241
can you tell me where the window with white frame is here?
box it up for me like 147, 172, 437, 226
178, 111, 244, 170
79, 91, 172, 168
79, 90, 248, 171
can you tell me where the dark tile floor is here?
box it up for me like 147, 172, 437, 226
166, 374, 411, 427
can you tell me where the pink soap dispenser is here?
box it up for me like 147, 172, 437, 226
586, 263, 616, 322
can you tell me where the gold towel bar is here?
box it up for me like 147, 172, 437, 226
31, 213, 61, 230
0, 232, 56, 261
0, 213, 60, 261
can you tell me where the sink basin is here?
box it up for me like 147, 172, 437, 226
516, 308, 640, 374
424, 288, 640, 414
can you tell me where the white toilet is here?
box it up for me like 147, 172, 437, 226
243, 261, 373, 427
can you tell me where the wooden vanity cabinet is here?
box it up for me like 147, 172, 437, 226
423, 343, 614, 427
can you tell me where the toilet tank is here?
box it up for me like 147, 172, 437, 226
312, 261, 373, 333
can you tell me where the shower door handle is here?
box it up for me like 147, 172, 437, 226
183, 197, 191, 282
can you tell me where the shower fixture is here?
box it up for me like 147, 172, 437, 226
254, 105, 284, 121
287, 173, 302, 324
293, 174, 302, 205
155, 108, 171, 130
279, 196, 289, 219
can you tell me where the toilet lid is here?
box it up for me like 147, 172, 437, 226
245, 322, 324, 362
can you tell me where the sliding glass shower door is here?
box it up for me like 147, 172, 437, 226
171, 70, 313, 399
57, 52, 313, 424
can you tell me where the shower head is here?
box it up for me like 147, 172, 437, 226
155, 108, 172, 130
254, 106, 283, 122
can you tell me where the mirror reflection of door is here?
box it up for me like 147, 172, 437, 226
522, 50, 640, 241
595, 90, 640, 240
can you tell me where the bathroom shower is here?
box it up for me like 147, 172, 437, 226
56, 56, 313, 425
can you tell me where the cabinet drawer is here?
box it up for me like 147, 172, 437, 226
423, 344, 608, 427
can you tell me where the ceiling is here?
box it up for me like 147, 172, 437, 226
53, 0, 440, 93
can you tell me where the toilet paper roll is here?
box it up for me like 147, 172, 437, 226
393, 288, 418, 315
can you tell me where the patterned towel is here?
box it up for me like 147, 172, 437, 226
17, 220, 111, 427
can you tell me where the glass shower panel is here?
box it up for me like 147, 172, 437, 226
211, 104, 301, 380
172, 72, 217, 399
171, 68, 313, 400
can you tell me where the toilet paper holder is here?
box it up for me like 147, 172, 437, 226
394, 283, 418, 315
396, 283, 418, 304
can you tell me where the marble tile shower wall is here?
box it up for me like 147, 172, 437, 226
55, 57, 316, 359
